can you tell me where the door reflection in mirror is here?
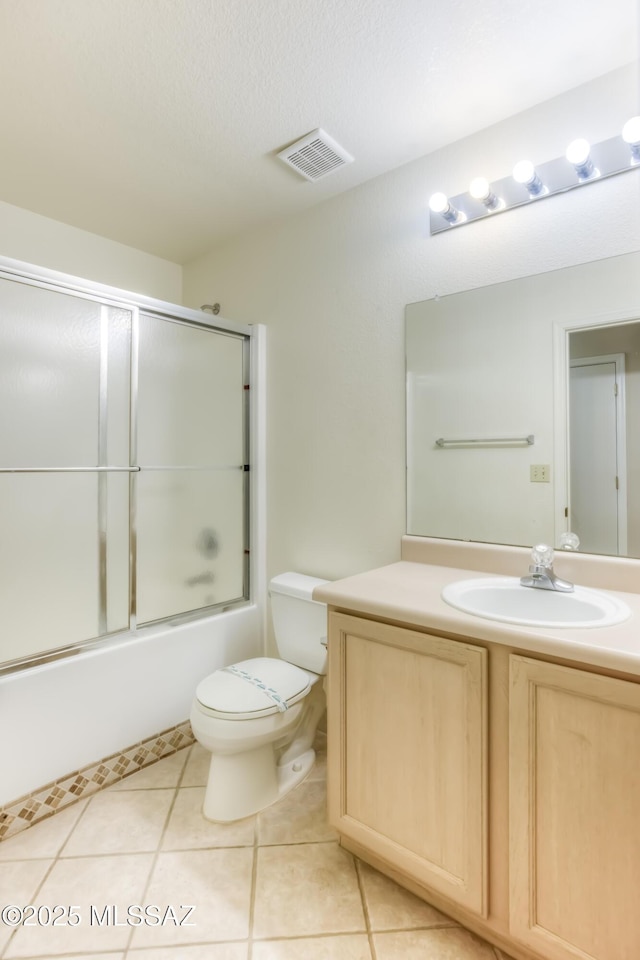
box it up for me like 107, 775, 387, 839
569, 323, 640, 556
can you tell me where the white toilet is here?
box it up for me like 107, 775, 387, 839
190, 572, 329, 822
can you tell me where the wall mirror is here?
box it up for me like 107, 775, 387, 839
406, 251, 640, 558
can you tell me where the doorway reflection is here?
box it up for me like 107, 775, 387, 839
568, 322, 640, 556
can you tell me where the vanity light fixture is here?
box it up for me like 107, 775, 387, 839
622, 116, 640, 162
428, 118, 640, 234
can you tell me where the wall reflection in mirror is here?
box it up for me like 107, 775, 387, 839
405, 251, 640, 558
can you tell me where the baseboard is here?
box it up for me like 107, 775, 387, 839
0, 720, 195, 843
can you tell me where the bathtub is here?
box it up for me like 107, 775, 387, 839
0, 603, 261, 805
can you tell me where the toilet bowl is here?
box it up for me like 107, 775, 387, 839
190, 572, 329, 822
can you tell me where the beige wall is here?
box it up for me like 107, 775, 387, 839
182, 65, 640, 582
0, 200, 182, 302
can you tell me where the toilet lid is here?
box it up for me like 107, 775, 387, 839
196, 657, 311, 719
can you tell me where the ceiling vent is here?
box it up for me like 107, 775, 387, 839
277, 128, 354, 182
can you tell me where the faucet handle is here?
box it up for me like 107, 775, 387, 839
559, 531, 580, 551
531, 543, 554, 568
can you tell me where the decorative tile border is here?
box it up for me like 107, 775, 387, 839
0, 720, 195, 843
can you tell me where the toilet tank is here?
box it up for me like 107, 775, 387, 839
269, 572, 330, 675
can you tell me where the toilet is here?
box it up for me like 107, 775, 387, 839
190, 572, 329, 822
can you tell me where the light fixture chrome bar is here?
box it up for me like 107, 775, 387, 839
0, 466, 141, 473
429, 128, 640, 234
435, 434, 534, 447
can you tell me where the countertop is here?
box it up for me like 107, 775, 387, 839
313, 549, 640, 677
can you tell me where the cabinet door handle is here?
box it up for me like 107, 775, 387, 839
320, 636, 328, 647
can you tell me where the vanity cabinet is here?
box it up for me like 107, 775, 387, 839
326, 605, 640, 960
509, 655, 640, 960
326, 611, 488, 916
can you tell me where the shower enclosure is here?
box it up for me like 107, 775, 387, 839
0, 261, 251, 672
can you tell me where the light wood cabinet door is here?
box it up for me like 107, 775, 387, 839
509, 655, 640, 960
327, 612, 488, 916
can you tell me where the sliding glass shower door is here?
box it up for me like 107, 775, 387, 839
0, 275, 249, 670
135, 313, 246, 624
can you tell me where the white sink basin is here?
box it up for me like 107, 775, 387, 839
441, 577, 630, 628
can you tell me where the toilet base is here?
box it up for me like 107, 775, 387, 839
276, 746, 315, 798
202, 743, 316, 822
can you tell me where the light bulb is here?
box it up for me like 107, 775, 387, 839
428, 192, 461, 224
469, 177, 500, 211
512, 160, 545, 196
622, 116, 640, 145
566, 139, 590, 165
566, 138, 597, 179
429, 192, 450, 214
469, 177, 491, 200
622, 116, 640, 162
512, 160, 534, 184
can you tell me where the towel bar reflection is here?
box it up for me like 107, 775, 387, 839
435, 434, 534, 447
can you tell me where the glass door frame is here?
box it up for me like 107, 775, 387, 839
0, 255, 260, 674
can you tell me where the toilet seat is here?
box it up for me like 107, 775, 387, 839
196, 657, 311, 720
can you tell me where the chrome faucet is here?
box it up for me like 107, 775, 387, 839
520, 544, 574, 593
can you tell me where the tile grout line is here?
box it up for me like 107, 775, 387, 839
246, 812, 260, 959
0, 834, 339, 864
354, 856, 378, 960
251, 930, 376, 942
121, 743, 191, 959
0, 791, 98, 960
53, 790, 95, 860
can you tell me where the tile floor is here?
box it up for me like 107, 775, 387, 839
0, 734, 514, 960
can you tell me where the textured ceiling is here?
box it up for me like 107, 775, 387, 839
0, 0, 637, 263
